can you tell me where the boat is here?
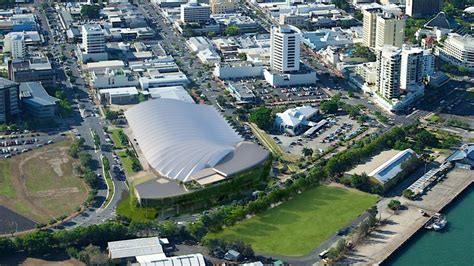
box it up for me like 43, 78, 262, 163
425, 213, 447, 230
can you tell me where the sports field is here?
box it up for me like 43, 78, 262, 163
0, 139, 88, 225
207, 185, 378, 257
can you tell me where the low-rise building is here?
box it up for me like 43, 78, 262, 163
86, 60, 125, 72
226, 82, 256, 104
275, 106, 318, 136
8, 56, 55, 87
345, 149, 419, 189
19, 82, 58, 119
108, 237, 165, 264
447, 144, 474, 170
139, 71, 189, 90
99, 86, 139, 105
213, 62, 263, 80
90, 68, 139, 89
148, 85, 195, 104
302, 28, 353, 50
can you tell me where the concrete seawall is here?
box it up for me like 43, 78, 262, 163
341, 168, 473, 265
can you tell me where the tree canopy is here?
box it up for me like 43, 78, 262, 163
224, 25, 241, 36
249, 107, 273, 130
81, 5, 101, 19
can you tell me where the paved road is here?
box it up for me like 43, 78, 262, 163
37, 6, 128, 230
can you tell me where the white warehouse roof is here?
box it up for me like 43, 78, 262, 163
125, 99, 268, 183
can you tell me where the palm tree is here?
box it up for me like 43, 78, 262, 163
302, 147, 313, 157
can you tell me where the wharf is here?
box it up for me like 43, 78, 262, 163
341, 168, 473, 265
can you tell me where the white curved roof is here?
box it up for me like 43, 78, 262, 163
125, 99, 243, 182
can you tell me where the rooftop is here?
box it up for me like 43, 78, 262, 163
347, 149, 417, 184
107, 237, 164, 260
19, 82, 59, 106
148, 85, 195, 104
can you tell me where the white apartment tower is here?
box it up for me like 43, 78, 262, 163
400, 46, 424, 91
375, 12, 405, 49
210, 0, 238, 14
82, 24, 105, 54
270, 25, 300, 73
377, 45, 402, 100
3, 33, 26, 59
10, 34, 25, 59
362, 7, 381, 48
180, 1, 211, 24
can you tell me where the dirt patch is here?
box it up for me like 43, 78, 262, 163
47, 157, 67, 176
20, 258, 85, 266
29, 187, 80, 198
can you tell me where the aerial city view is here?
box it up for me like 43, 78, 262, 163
0, 0, 472, 264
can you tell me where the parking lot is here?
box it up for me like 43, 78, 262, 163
0, 131, 65, 158
270, 115, 365, 156
240, 78, 329, 105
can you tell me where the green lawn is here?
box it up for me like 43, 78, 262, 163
0, 160, 15, 198
110, 129, 126, 149
207, 185, 378, 257
116, 194, 159, 222
117, 151, 135, 176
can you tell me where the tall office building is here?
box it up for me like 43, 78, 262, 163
210, 0, 238, 14
362, 7, 381, 48
270, 25, 300, 73
375, 12, 405, 49
406, 0, 442, 18
82, 24, 105, 54
377, 45, 402, 100
0, 78, 20, 123
400, 46, 424, 91
180, 1, 211, 24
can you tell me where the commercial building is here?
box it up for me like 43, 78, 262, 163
139, 71, 189, 90
90, 68, 139, 89
99, 87, 139, 105
3, 32, 25, 59
375, 12, 405, 49
279, 13, 306, 27
81, 24, 108, 62
82, 24, 105, 54
376, 45, 401, 100
226, 82, 256, 104
8, 56, 55, 87
19, 82, 58, 119
210, 0, 238, 14
86, 60, 125, 72
346, 149, 418, 189
270, 25, 300, 73
406, 0, 443, 18
275, 106, 318, 136
302, 28, 353, 50
180, 1, 211, 24
213, 62, 263, 80
124, 99, 269, 184
0, 78, 20, 123
437, 34, 474, 72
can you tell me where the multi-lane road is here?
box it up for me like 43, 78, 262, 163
38, 6, 128, 230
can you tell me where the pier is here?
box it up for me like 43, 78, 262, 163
341, 168, 473, 265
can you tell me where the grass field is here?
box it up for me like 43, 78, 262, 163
0, 139, 88, 224
116, 193, 159, 222
207, 185, 378, 257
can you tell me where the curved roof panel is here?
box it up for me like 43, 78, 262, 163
124, 99, 242, 182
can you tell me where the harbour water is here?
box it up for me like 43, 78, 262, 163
384, 185, 474, 266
